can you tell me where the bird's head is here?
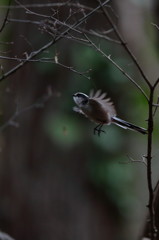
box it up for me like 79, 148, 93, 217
73, 92, 89, 108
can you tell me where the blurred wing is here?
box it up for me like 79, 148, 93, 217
73, 106, 84, 115
89, 89, 116, 117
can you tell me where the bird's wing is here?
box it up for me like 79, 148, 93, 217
89, 89, 116, 117
73, 106, 84, 114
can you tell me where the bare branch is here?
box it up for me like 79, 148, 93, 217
97, 0, 151, 88
84, 34, 148, 100
153, 96, 159, 117
0, 0, 110, 82
151, 23, 159, 31
0, 2, 104, 12
127, 155, 147, 166
8, 17, 120, 45
145, 80, 159, 239
79, 28, 120, 44
0, 86, 53, 132
0, 55, 91, 80
0, 39, 54, 81
0, 0, 12, 33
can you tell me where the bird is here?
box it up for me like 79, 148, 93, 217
73, 89, 147, 136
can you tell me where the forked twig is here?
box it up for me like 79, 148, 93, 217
126, 155, 147, 166
0, 0, 110, 82
84, 34, 148, 100
0, 87, 53, 132
97, 0, 151, 88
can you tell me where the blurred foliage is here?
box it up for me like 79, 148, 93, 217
89, 158, 139, 218
44, 112, 82, 149
0, 0, 10, 6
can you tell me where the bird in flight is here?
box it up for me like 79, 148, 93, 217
73, 89, 147, 136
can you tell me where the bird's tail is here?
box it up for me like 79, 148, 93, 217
112, 116, 147, 135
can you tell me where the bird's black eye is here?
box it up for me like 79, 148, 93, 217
82, 99, 88, 104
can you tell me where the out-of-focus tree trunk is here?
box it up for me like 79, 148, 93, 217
115, 0, 159, 83
0, 1, 120, 240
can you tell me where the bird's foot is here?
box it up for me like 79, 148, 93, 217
93, 124, 105, 136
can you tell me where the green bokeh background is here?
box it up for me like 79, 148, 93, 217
0, 1, 159, 240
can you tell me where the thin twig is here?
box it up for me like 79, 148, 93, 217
0, 55, 91, 79
0, 0, 110, 82
14, 0, 82, 35
84, 34, 148, 100
151, 23, 159, 31
7, 18, 41, 25
153, 96, 159, 117
0, 2, 103, 11
80, 28, 120, 44
97, 0, 151, 88
0, 40, 54, 81
8, 18, 120, 44
0, 87, 53, 132
119, 155, 147, 166
127, 155, 147, 166
0, 0, 12, 33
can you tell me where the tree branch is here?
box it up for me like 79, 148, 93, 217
0, 86, 53, 132
145, 79, 159, 240
0, 0, 110, 82
84, 34, 148, 100
0, 0, 12, 33
97, 0, 151, 88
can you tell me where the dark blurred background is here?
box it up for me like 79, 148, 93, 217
0, 0, 159, 240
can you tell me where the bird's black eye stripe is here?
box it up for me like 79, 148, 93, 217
82, 99, 88, 104
76, 93, 85, 98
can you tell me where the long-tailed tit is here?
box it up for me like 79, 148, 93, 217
73, 90, 147, 135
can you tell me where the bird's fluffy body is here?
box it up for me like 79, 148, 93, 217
82, 90, 116, 124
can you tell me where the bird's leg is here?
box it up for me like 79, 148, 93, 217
94, 124, 101, 135
98, 124, 105, 136
94, 123, 105, 136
